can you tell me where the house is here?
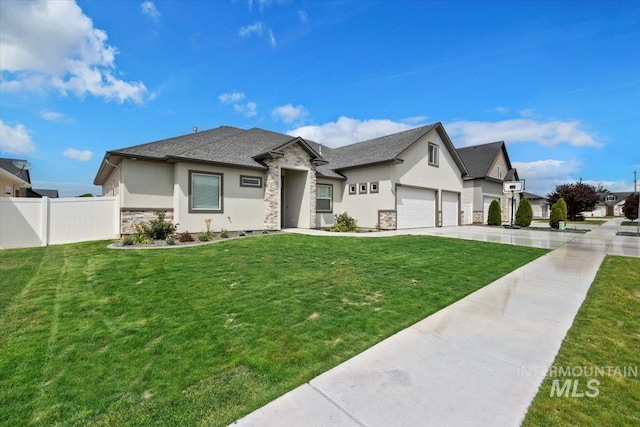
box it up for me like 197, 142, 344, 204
93, 123, 469, 234
587, 192, 633, 217
522, 192, 549, 218
0, 158, 32, 197
455, 142, 520, 224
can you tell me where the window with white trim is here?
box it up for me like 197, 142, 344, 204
316, 184, 333, 213
189, 171, 223, 212
349, 184, 357, 195
428, 143, 439, 166
359, 183, 367, 194
370, 182, 379, 193
240, 175, 262, 188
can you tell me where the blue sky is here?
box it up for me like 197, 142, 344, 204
1, 0, 638, 197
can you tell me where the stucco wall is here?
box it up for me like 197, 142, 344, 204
173, 162, 266, 232
121, 159, 173, 209
341, 165, 393, 228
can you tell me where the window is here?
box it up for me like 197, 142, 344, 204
497, 166, 503, 179
349, 184, 357, 195
316, 184, 333, 213
240, 175, 262, 188
4, 185, 11, 195
370, 182, 379, 193
359, 183, 368, 194
605, 194, 616, 202
189, 171, 223, 213
428, 142, 439, 166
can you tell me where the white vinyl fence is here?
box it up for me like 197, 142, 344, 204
0, 197, 119, 249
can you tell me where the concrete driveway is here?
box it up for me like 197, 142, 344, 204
233, 219, 638, 426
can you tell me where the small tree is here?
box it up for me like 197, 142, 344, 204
515, 198, 533, 227
547, 182, 599, 220
549, 201, 564, 229
557, 197, 568, 222
623, 193, 639, 221
487, 200, 502, 226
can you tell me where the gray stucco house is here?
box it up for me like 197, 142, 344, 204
94, 123, 471, 234
456, 141, 520, 224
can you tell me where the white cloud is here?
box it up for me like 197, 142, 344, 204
0, 120, 36, 154
0, 0, 148, 103
513, 159, 582, 196
40, 110, 67, 122
298, 10, 308, 22
447, 119, 601, 148
272, 104, 308, 124
140, 1, 160, 22
288, 116, 417, 148
491, 106, 510, 114
219, 91, 257, 117
401, 115, 428, 124
219, 91, 245, 104
518, 108, 536, 118
582, 180, 635, 193
238, 21, 276, 47
63, 148, 92, 161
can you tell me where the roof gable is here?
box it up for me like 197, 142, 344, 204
456, 141, 512, 179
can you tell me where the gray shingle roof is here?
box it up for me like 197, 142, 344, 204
0, 158, 31, 183
95, 123, 468, 184
456, 141, 506, 179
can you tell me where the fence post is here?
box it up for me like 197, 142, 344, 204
40, 196, 50, 246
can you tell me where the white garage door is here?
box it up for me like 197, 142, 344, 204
441, 192, 459, 226
397, 187, 436, 229
483, 196, 498, 224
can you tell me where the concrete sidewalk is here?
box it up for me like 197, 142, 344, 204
232, 220, 638, 426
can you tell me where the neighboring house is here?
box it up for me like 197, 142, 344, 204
522, 192, 549, 218
456, 142, 520, 224
0, 158, 32, 197
94, 123, 469, 234
0, 158, 59, 198
587, 192, 633, 217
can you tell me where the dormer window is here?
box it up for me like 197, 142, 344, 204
605, 194, 616, 202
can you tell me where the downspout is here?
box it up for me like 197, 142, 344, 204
104, 157, 123, 236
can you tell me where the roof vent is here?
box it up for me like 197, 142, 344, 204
192, 126, 198, 133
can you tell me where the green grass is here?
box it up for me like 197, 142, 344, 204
523, 256, 640, 426
0, 235, 547, 426
621, 220, 639, 226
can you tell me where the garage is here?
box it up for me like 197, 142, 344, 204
483, 196, 499, 224
397, 186, 436, 229
441, 191, 459, 226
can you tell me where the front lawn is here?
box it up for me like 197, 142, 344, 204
621, 220, 639, 226
523, 256, 640, 426
0, 235, 546, 426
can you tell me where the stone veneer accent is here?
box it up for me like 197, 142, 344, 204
121, 209, 174, 235
473, 211, 484, 224
378, 210, 397, 230
262, 143, 316, 230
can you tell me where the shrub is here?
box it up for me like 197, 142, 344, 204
166, 236, 176, 245
122, 235, 134, 246
557, 198, 568, 222
549, 202, 565, 229
333, 212, 357, 232
239, 231, 246, 237
178, 232, 194, 243
220, 229, 229, 238
147, 211, 177, 240
132, 223, 152, 244
623, 193, 639, 221
487, 200, 502, 226
262, 230, 269, 234
198, 233, 209, 242
515, 198, 533, 227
